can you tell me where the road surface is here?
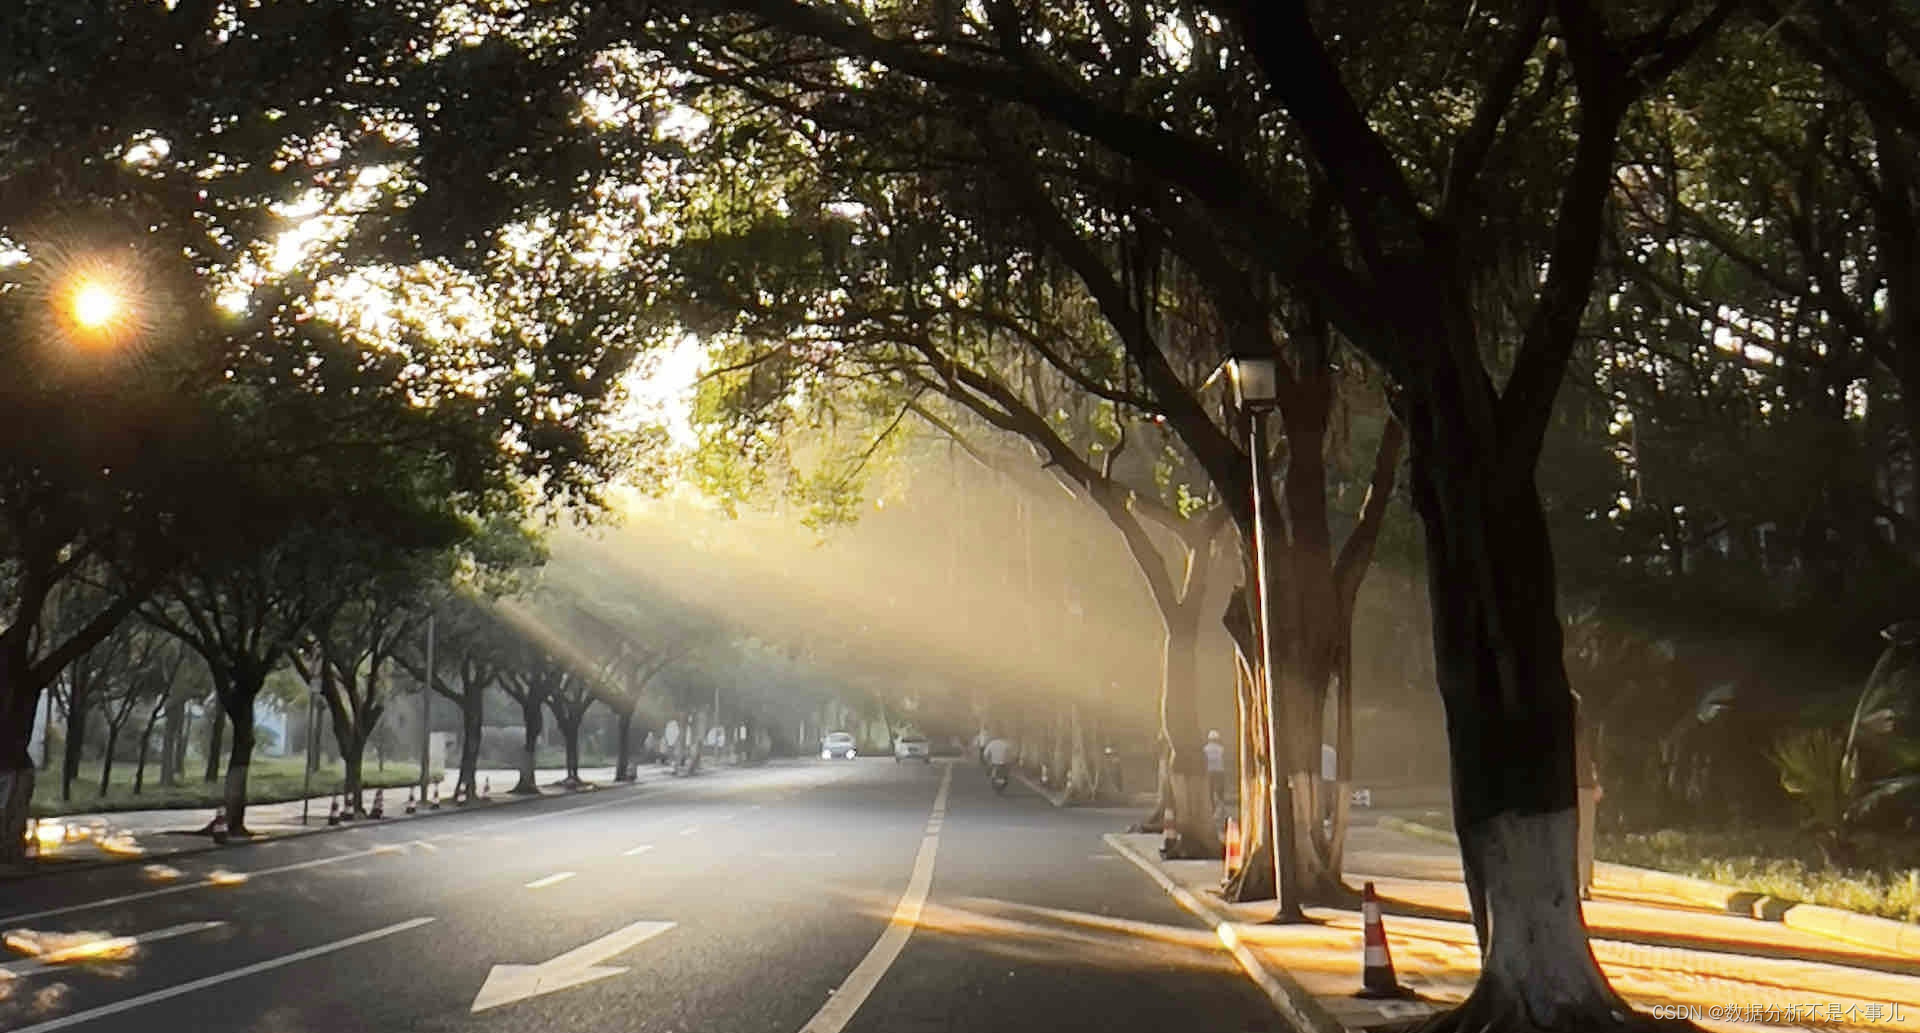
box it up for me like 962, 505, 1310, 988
0, 759, 1277, 1033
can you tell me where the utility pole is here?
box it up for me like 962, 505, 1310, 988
301, 649, 319, 825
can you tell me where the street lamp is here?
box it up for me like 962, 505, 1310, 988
1223, 353, 1305, 923
69, 279, 122, 331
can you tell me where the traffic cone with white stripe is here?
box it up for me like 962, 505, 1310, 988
370, 788, 385, 819
1223, 818, 1243, 879
1355, 881, 1414, 999
327, 796, 341, 826
429, 782, 441, 810
405, 787, 417, 815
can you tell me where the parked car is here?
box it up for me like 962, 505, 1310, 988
821, 731, 858, 760
893, 733, 931, 763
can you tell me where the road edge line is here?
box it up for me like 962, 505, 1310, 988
1102, 833, 1351, 1033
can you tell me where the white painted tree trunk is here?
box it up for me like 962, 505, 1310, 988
1453, 809, 1630, 1030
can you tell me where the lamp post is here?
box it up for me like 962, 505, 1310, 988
420, 613, 435, 805
1225, 353, 1305, 923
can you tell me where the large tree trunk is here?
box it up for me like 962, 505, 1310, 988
0, 653, 38, 863
97, 726, 120, 798
1065, 703, 1096, 802
560, 716, 583, 785
221, 691, 258, 835
1408, 395, 1628, 1028
458, 693, 483, 800
61, 696, 86, 802
512, 695, 541, 795
160, 695, 185, 787
203, 705, 225, 784
133, 701, 163, 797
1162, 616, 1222, 857
1228, 645, 1274, 898
340, 736, 366, 815
615, 708, 636, 782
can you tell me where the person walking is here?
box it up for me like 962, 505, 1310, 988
1574, 690, 1602, 900
1202, 730, 1227, 813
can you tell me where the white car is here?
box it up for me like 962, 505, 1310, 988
821, 731, 857, 760
893, 734, 931, 763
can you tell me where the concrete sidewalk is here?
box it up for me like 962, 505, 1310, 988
1108, 815, 1920, 1033
15, 764, 676, 875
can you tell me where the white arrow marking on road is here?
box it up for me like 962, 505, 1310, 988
470, 920, 677, 1013
0, 921, 226, 979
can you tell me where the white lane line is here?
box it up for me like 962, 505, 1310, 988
4, 766, 812, 925
0, 921, 227, 979
678, 826, 700, 837
7, 917, 434, 1033
622, 845, 655, 857
0, 845, 405, 925
524, 872, 577, 889
795, 760, 952, 1033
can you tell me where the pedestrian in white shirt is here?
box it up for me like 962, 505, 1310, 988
1202, 730, 1227, 811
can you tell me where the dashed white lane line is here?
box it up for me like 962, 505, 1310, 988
623, 845, 655, 857
795, 760, 953, 1033
7, 918, 434, 1033
679, 826, 701, 837
0, 921, 227, 979
0, 845, 405, 925
2, 765, 829, 926
524, 872, 577, 889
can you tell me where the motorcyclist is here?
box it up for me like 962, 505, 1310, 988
983, 734, 1014, 783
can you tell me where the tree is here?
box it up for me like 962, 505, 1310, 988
544, 668, 597, 787
613, 0, 1744, 1024
293, 555, 445, 815
497, 630, 564, 795
0, 0, 647, 858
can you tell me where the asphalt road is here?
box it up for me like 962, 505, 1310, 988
0, 759, 1278, 1033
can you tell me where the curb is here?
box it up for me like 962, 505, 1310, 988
1103, 832, 1351, 1033
2, 777, 648, 886
1374, 816, 1920, 960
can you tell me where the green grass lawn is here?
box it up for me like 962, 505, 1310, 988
31, 755, 444, 817
1598, 826, 1920, 923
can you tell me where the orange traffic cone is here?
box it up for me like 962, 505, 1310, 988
1223, 818, 1243, 879
370, 788, 385, 819
326, 796, 340, 826
405, 787, 417, 815
429, 783, 441, 810
209, 809, 230, 845
1355, 881, 1414, 999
